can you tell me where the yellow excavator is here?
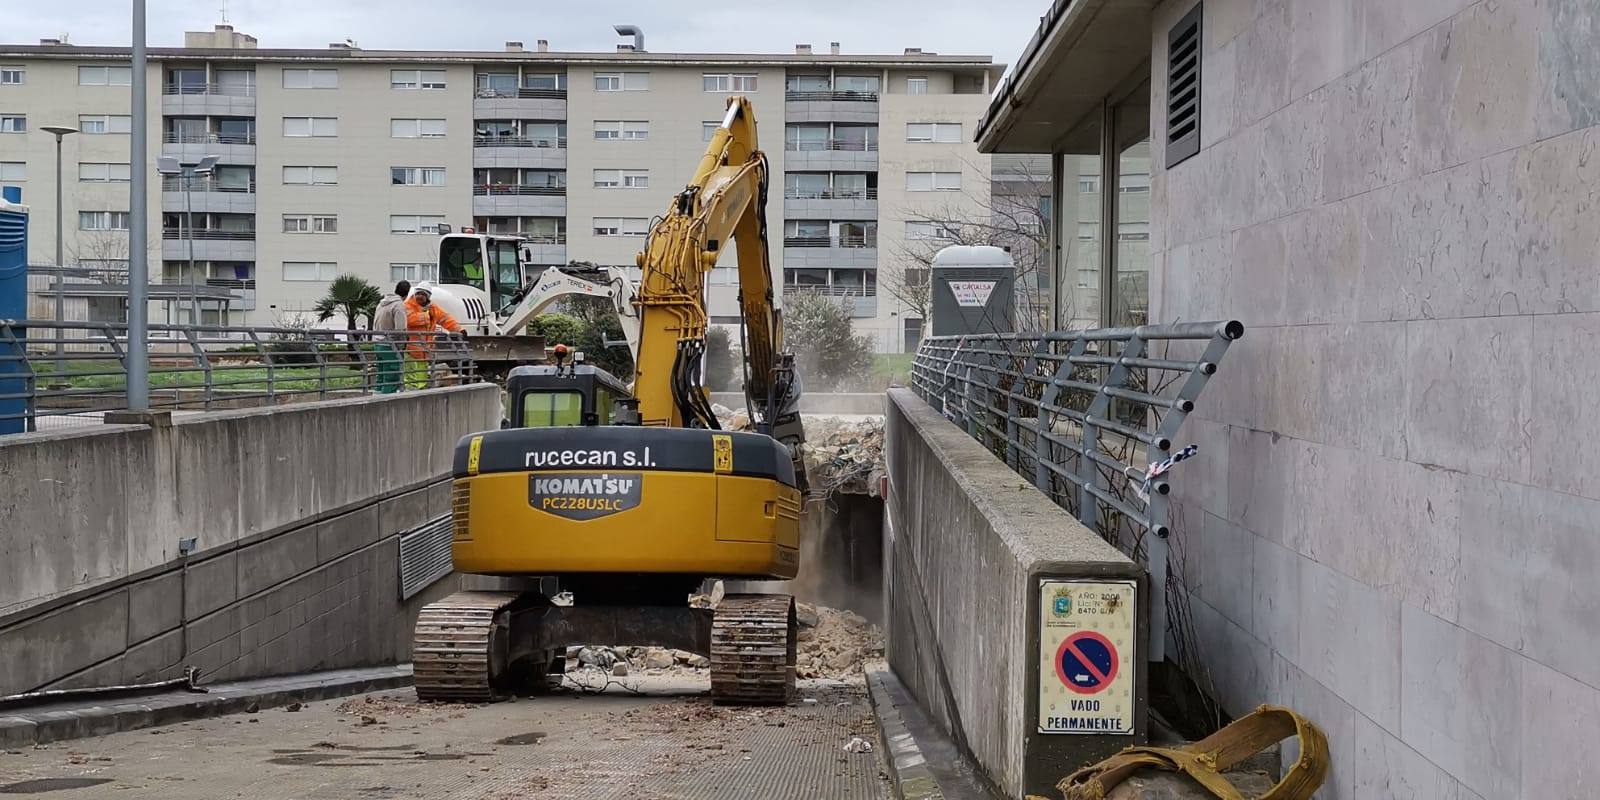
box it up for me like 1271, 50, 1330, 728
412, 96, 807, 705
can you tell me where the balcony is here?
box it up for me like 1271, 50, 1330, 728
160, 177, 256, 214
783, 188, 878, 219
473, 87, 567, 120
472, 136, 567, 170
160, 82, 256, 116
781, 235, 878, 268
785, 91, 879, 124
471, 184, 567, 217
520, 235, 567, 266
782, 284, 879, 318
783, 140, 879, 171
161, 131, 256, 165
206, 277, 256, 311
160, 228, 256, 262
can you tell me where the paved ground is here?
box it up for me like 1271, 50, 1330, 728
0, 674, 890, 799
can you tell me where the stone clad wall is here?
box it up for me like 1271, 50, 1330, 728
1148, 1, 1600, 797
0, 385, 501, 695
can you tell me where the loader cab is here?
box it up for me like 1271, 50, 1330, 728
438, 232, 525, 311
507, 364, 633, 429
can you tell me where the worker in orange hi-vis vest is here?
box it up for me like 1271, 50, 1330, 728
402, 283, 463, 390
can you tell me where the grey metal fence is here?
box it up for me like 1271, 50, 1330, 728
0, 320, 478, 432
909, 320, 1243, 662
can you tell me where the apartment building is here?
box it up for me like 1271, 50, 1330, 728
0, 25, 1004, 351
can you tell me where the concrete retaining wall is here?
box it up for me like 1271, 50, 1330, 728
711, 391, 885, 416
884, 388, 1147, 798
0, 385, 501, 695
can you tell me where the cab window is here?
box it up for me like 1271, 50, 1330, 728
520, 391, 583, 427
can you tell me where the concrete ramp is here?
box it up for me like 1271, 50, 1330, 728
884, 388, 1147, 798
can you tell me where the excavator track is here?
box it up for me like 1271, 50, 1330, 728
412, 591, 520, 702
710, 594, 797, 706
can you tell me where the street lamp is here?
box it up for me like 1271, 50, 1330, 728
156, 154, 219, 325
39, 124, 77, 374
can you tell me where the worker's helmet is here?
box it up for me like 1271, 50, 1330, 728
412, 281, 435, 296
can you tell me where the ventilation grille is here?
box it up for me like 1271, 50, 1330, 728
399, 514, 454, 600
1166, 3, 1203, 167
451, 481, 472, 540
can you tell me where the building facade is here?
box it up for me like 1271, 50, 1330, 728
980, 1, 1600, 798
0, 26, 1003, 350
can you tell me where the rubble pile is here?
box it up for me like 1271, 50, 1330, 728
800, 417, 886, 497
796, 602, 883, 679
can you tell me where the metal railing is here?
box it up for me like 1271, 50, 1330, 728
784, 90, 879, 102
520, 233, 566, 245
161, 132, 256, 145
160, 228, 256, 240
472, 184, 567, 196
473, 135, 567, 149
161, 82, 257, 97
0, 321, 478, 432
474, 87, 567, 99
783, 234, 877, 248
785, 139, 880, 152
910, 321, 1243, 662
784, 188, 878, 200
783, 285, 877, 298
160, 177, 256, 193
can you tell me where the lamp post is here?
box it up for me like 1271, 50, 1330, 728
156, 154, 218, 325
39, 125, 77, 374
129, 0, 148, 410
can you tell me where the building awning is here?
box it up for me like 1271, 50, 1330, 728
976, 0, 1156, 153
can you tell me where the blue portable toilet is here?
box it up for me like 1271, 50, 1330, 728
0, 186, 28, 434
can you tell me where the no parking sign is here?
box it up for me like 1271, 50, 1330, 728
1037, 579, 1137, 734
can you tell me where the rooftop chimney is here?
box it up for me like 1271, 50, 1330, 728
38, 38, 63, 46
537, 39, 549, 52
617, 45, 634, 53
613, 24, 644, 52
795, 44, 812, 55
904, 47, 922, 54
829, 42, 841, 55
184, 24, 256, 49
505, 41, 523, 52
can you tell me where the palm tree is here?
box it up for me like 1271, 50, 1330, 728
314, 274, 384, 330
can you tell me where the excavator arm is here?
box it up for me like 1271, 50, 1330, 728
633, 96, 802, 449
490, 265, 641, 362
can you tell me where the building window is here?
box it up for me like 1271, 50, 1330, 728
595, 72, 649, 91
282, 166, 338, 185
0, 67, 23, 85
906, 76, 928, 95
390, 118, 446, 138
390, 263, 439, 282
282, 68, 338, 89
1079, 176, 1100, 193
0, 162, 24, 181
835, 75, 879, 93
1119, 173, 1151, 193
282, 261, 338, 281
594, 120, 648, 140
702, 121, 720, 141
593, 217, 649, 236
905, 122, 961, 143
283, 117, 338, 137
1117, 222, 1150, 242
392, 167, 446, 186
78, 66, 132, 86
79, 211, 130, 231
79, 114, 132, 134
1078, 222, 1099, 242
390, 215, 446, 234
905, 171, 961, 191
702, 73, 758, 92
524, 73, 565, 90
391, 69, 446, 89
79, 162, 130, 182
0, 115, 22, 133
905, 221, 958, 240
593, 169, 648, 189
283, 214, 338, 233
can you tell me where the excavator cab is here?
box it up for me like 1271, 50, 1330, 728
505, 364, 633, 428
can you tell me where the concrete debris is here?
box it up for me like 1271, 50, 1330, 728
842, 736, 874, 753
643, 649, 676, 671
798, 416, 886, 498
577, 646, 622, 669
797, 605, 884, 679
796, 602, 821, 628
284, 702, 302, 713
612, 662, 630, 677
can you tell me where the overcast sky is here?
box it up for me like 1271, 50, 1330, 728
10, 0, 1045, 75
